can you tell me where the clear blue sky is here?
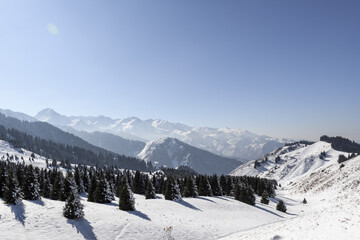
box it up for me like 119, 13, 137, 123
0, 0, 359, 141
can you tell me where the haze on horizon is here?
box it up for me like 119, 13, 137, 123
0, 1, 359, 142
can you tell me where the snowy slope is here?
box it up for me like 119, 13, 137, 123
231, 141, 347, 182
222, 156, 360, 240
138, 137, 242, 175
35, 108, 288, 160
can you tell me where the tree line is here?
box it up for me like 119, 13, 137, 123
0, 159, 280, 219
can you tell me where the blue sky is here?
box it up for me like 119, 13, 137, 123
0, 0, 359, 141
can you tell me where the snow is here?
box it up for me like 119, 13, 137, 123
0, 194, 291, 240
34, 108, 288, 160
1, 139, 359, 239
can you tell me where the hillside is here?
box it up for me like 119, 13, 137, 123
138, 137, 242, 175
62, 127, 146, 157
231, 141, 348, 182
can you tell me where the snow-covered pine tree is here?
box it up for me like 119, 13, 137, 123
22, 165, 41, 200
40, 170, 52, 198
0, 165, 6, 198
219, 175, 228, 196
260, 190, 270, 204
234, 183, 255, 206
182, 177, 198, 198
94, 175, 113, 203
74, 167, 85, 194
4, 171, 22, 205
145, 180, 156, 199
276, 200, 287, 212
119, 181, 135, 211
132, 170, 145, 194
87, 174, 97, 202
50, 171, 63, 200
62, 172, 78, 201
210, 174, 222, 196
63, 179, 84, 219
164, 177, 182, 201
198, 175, 213, 196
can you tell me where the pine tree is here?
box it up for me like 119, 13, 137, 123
219, 175, 228, 196
132, 170, 145, 194
0, 165, 6, 198
119, 181, 135, 211
145, 180, 156, 199
4, 171, 22, 205
74, 167, 85, 194
182, 177, 198, 198
210, 174, 222, 196
260, 190, 270, 205
198, 175, 212, 196
87, 174, 97, 202
276, 200, 287, 212
94, 176, 113, 203
63, 180, 84, 219
234, 183, 255, 206
164, 177, 182, 201
22, 165, 41, 200
50, 172, 63, 200
303, 198, 307, 204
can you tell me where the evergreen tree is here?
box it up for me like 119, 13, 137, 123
74, 167, 85, 194
276, 200, 287, 212
303, 198, 307, 204
50, 172, 63, 200
87, 174, 97, 202
119, 181, 135, 211
164, 177, 182, 201
182, 177, 198, 198
3, 171, 22, 205
210, 174, 222, 196
94, 176, 113, 203
132, 170, 145, 194
219, 175, 228, 196
234, 183, 255, 206
145, 180, 156, 199
198, 175, 212, 196
61, 172, 76, 201
63, 180, 84, 219
22, 165, 41, 200
260, 190, 269, 204
0, 165, 6, 198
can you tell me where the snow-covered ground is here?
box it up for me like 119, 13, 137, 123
223, 144, 360, 240
1, 139, 359, 239
0, 194, 294, 240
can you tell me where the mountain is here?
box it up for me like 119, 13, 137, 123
35, 108, 289, 160
137, 137, 242, 175
230, 141, 349, 181
0, 113, 150, 170
62, 127, 146, 157
0, 108, 37, 122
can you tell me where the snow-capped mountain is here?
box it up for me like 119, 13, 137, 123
230, 141, 348, 182
0, 108, 37, 122
137, 137, 242, 175
35, 108, 289, 160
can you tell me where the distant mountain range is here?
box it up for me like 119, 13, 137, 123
137, 137, 241, 175
34, 108, 289, 160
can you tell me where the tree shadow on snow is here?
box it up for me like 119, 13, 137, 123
196, 197, 215, 203
29, 199, 45, 206
67, 218, 98, 240
175, 200, 202, 211
254, 205, 284, 218
127, 210, 151, 221
10, 202, 26, 226
105, 202, 118, 207
213, 196, 230, 201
